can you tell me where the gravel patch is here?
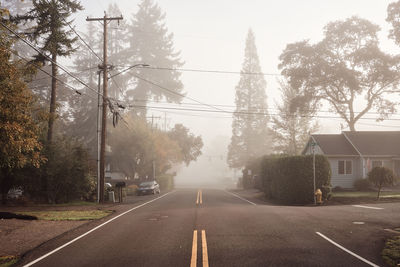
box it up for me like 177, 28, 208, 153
0, 219, 87, 257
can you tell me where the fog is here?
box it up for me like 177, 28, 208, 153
20, 0, 400, 187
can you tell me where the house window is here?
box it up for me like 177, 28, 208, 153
372, 161, 382, 168
338, 160, 352, 175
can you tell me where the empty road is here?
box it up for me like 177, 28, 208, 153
18, 189, 400, 266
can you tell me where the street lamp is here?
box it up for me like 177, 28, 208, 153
108, 63, 149, 79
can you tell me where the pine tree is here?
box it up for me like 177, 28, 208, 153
227, 29, 271, 169
125, 0, 183, 116
1, 0, 34, 58
101, 3, 129, 101
26, 0, 83, 143
66, 22, 100, 156
271, 80, 318, 155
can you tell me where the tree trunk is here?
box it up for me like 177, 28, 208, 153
377, 185, 382, 200
349, 121, 356, 132
47, 53, 58, 143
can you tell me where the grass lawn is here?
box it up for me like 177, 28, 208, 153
329, 190, 400, 205
332, 191, 400, 198
17, 210, 113, 221
0, 256, 19, 267
35, 201, 98, 207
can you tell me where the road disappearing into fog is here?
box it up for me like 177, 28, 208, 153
19, 189, 400, 267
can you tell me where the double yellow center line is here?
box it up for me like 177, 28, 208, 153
196, 189, 202, 205
190, 230, 209, 267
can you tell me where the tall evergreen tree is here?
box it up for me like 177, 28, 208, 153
271, 80, 318, 155
105, 2, 129, 101
125, 0, 183, 116
227, 29, 271, 169
1, 0, 33, 58
66, 22, 100, 155
26, 0, 83, 143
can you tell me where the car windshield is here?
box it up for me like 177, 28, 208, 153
139, 181, 154, 187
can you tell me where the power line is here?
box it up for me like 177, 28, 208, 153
119, 65, 281, 76
129, 73, 227, 112
130, 98, 400, 116
0, 20, 105, 99
63, 17, 103, 63
129, 104, 400, 121
10, 50, 98, 101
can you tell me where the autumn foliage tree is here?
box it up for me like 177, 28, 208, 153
279, 16, 400, 131
109, 114, 203, 180
0, 26, 44, 203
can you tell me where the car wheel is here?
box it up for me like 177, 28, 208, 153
153, 189, 156, 194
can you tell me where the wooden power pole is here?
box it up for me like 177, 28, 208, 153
87, 12, 123, 203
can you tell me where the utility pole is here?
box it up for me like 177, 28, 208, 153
87, 12, 123, 203
147, 115, 161, 181
96, 69, 102, 203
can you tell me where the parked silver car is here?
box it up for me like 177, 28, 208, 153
137, 181, 160, 195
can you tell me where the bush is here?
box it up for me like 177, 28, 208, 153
157, 174, 174, 191
242, 157, 265, 190
126, 184, 138, 196
368, 167, 395, 199
260, 155, 331, 204
382, 236, 400, 267
353, 178, 371, 191
16, 138, 96, 203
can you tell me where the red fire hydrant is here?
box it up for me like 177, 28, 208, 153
315, 189, 323, 205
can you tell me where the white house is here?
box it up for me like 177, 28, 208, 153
303, 131, 400, 188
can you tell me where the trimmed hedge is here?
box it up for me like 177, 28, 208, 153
157, 174, 175, 191
261, 155, 331, 204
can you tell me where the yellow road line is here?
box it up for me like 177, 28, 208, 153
190, 230, 198, 267
196, 190, 200, 205
199, 190, 202, 204
202, 230, 209, 267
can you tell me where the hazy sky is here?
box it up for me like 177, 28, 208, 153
76, 0, 400, 140
73, 0, 400, 181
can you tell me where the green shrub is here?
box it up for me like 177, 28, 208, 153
15, 138, 96, 203
353, 178, 371, 191
368, 167, 395, 199
382, 236, 400, 266
157, 174, 174, 191
260, 155, 331, 204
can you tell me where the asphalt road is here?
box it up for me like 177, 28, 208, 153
18, 189, 400, 267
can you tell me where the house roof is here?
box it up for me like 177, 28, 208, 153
343, 131, 400, 156
312, 134, 359, 155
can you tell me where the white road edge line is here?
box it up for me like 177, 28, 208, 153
316, 232, 379, 267
23, 192, 174, 267
352, 205, 384, 210
224, 190, 257, 206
